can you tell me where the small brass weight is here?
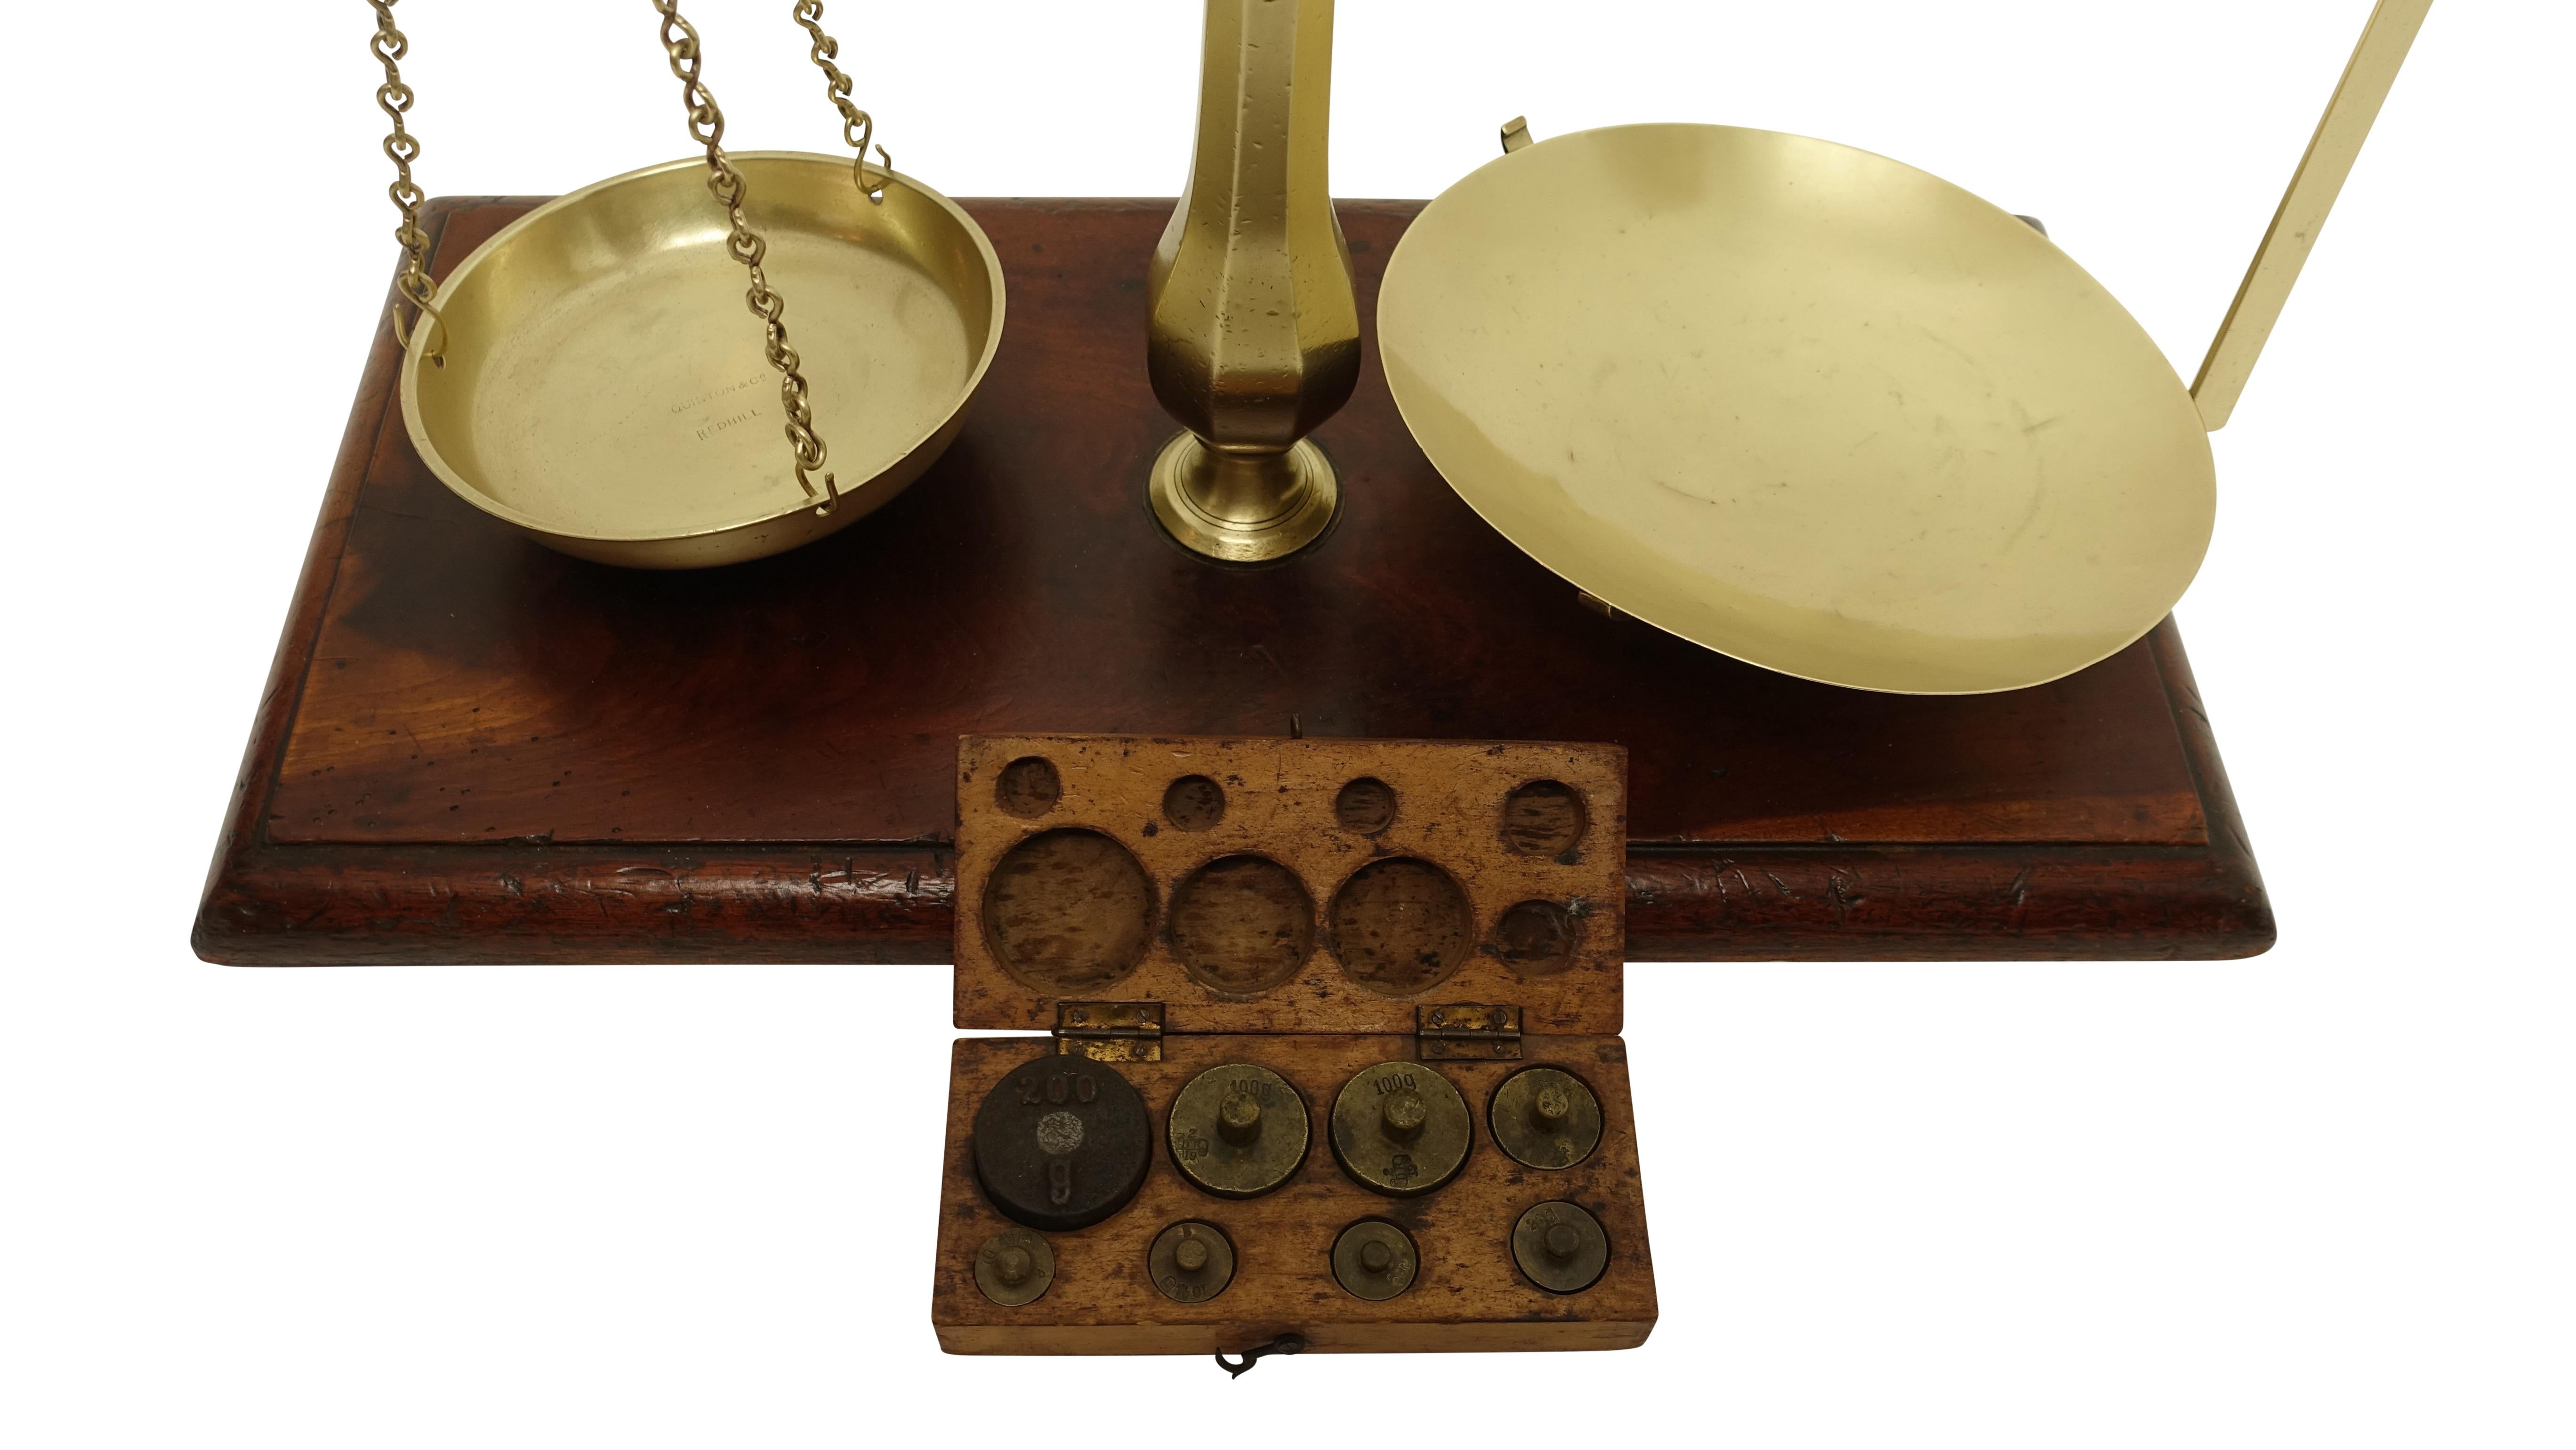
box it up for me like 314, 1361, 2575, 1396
1329, 1061, 1472, 1196
1490, 1066, 1604, 1170
1145, 0, 1360, 564
1148, 1220, 1238, 1303
1168, 1063, 1311, 1198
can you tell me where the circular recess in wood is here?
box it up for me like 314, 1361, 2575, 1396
1162, 774, 1227, 831
1501, 779, 1588, 857
982, 828, 1154, 992
993, 756, 1062, 819
1492, 899, 1579, 977
1326, 857, 1473, 996
1167, 854, 1316, 995
1333, 776, 1397, 833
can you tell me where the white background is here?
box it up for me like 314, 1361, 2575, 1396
3, 1, 2568, 1445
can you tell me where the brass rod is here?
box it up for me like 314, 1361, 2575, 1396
2190, 0, 2433, 430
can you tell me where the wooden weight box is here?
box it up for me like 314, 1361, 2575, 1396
932, 734, 1655, 1354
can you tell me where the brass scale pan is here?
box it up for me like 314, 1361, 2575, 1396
1380, 121, 2214, 696
1373, 3, 2422, 693
403, 152, 1003, 570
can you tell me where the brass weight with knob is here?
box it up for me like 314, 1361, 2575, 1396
1168, 1064, 1311, 1199
1329, 1061, 1473, 1196
1490, 1066, 1604, 1170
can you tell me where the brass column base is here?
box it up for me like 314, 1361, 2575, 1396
1146, 432, 1341, 565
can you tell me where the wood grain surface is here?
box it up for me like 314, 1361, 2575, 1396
193, 196, 2272, 965
953, 735, 1626, 1035
932, 1034, 1655, 1354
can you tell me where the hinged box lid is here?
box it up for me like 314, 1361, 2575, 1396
952, 734, 1626, 1037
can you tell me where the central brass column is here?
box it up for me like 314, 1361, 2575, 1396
1145, 0, 1359, 564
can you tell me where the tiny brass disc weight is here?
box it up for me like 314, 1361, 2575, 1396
1168, 1063, 1311, 1199
1489, 1066, 1603, 1170
1331, 1220, 1419, 1301
973, 1051, 1152, 1232
1330, 1061, 1472, 1197
1512, 1200, 1610, 1294
973, 1226, 1055, 1307
1148, 1220, 1237, 1304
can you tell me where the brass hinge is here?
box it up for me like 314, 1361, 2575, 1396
1417, 1004, 1522, 1060
1054, 1001, 1164, 1062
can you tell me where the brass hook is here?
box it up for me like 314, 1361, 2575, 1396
1213, 1333, 1304, 1379
797, 463, 840, 517
393, 293, 449, 367
855, 144, 893, 205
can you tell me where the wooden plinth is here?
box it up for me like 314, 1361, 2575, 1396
194, 196, 2270, 965
932, 1035, 1654, 1355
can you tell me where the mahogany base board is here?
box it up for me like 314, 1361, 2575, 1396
194, 196, 2272, 966
932, 1035, 1654, 1355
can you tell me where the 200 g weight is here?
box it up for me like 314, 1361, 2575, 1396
972, 1051, 1153, 1231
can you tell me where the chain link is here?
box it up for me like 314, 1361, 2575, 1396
653, 0, 840, 515
791, 0, 891, 202
369, 0, 446, 362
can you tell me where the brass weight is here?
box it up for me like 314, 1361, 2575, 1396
1489, 1066, 1603, 1170
1330, 1220, 1418, 1301
1167, 1063, 1310, 1199
972, 1226, 1054, 1306
1511, 1200, 1610, 1295
1330, 1061, 1472, 1196
972, 1051, 1153, 1232
1147, 1220, 1237, 1303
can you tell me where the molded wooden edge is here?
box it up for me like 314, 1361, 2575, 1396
194, 843, 954, 966
193, 838, 2269, 965
1623, 854, 2271, 960
2147, 616, 2275, 956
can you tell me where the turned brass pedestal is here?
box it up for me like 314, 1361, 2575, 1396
1144, 0, 1358, 565
1146, 435, 1341, 565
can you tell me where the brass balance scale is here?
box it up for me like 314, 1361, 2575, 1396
375, 0, 2429, 694
338, 0, 2431, 1364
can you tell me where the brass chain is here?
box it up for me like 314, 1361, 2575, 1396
368, 0, 446, 362
790, 0, 891, 202
652, 0, 839, 515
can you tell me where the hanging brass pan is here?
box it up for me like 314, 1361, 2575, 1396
400, 152, 1005, 569
1382, 0, 2432, 696
1379, 122, 2212, 694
